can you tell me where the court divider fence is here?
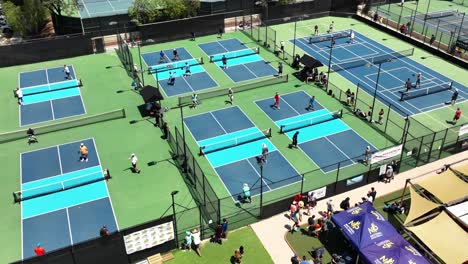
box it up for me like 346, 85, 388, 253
0, 109, 126, 144
362, 0, 467, 58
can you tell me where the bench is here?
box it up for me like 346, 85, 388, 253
147, 252, 174, 264
147, 254, 162, 264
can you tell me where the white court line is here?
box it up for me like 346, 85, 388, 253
20, 137, 94, 155
324, 135, 354, 164
66, 208, 74, 245
56, 146, 64, 175
216, 40, 230, 52
21, 195, 109, 220
181, 75, 196, 92
246, 159, 272, 191
240, 63, 260, 78
358, 36, 467, 93
210, 112, 228, 134
49, 100, 56, 121
308, 39, 416, 116
106, 0, 116, 11
279, 97, 301, 115
20, 151, 24, 259
183, 48, 220, 90
91, 137, 120, 230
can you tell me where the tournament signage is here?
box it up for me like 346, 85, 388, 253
459, 124, 468, 137
123, 221, 175, 254
370, 145, 403, 164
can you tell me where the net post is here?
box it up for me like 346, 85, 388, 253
200, 57, 204, 64
280, 125, 285, 134
199, 147, 204, 156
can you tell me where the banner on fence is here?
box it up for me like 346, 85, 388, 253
370, 144, 403, 164
459, 124, 468, 137
308, 186, 327, 200
124, 221, 175, 254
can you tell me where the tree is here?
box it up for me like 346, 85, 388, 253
41, 0, 76, 17
278, 0, 295, 5
2, 1, 25, 37
162, 0, 187, 20
41, 0, 77, 34
2, 0, 47, 37
23, 0, 48, 34
129, 0, 201, 24
129, 0, 164, 24
185, 0, 201, 17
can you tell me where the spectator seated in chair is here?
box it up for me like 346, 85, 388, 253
383, 201, 405, 214
353, 108, 368, 120
307, 215, 316, 236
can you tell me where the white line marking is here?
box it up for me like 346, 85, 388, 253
246, 158, 272, 191
210, 112, 228, 134
91, 137, 120, 230
57, 146, 63, 175
22, 195, 108, 220
65, 208, 74, 244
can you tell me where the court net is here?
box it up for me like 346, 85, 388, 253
199, 128, 271, 155
210, 47, 259, 63
330, 48, 414, 72
13, 170, 111, 202
22, 79, 83, 97
308, 30, 350, 44
425, 10, 459, 20
148, 58, 204, 74
178, 74, 288, 106
399, 82, 453, 101
280, 110, 343, 133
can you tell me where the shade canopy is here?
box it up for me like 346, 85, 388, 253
417, 169, 468, 204
404, 187, 439, 225
299, 54, 323, 68
332, 202, 400, 250
140, 85, 164, 103
360, 235, 430, 264
407, 212, 468, 264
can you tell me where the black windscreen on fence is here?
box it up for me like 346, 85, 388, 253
267, 0, 332, 21
0, 34, 93, 67
138, 14, 225, 43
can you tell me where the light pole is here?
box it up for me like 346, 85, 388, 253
326, 38, 335, 91
137, 42, 145, 86
259, 162, 264, 218
171, 190, 179, 248
370, 63, 383, 122
108, 21, 119, 36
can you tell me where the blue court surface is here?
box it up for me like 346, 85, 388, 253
19, 65, 86, 126
184, 106, 302, 200
412, 11, 468, 36
291, 30, 467, 116
77, 0, 132, 19
141, 47, 218, 97
198, 38, 278, 83
20, 138, 118, 259
255, 91, 377, 173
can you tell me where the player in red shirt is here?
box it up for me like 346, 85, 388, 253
453, 108, 462, 124
34, 243, 45, 256
274, 92, 280, 109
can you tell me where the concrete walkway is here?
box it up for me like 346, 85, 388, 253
251, 151, 467, 264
